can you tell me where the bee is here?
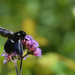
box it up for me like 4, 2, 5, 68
0, 27, 26, 56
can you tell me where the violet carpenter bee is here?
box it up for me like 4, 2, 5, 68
0, 27, 26, 57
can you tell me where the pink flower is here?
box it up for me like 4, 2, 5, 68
34, 48, 42, 57
1, 51, 20, 64
24, 35, 42, 57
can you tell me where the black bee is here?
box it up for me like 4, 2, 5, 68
0, 27, 26, 56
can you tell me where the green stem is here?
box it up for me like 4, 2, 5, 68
14, 62, 19, 75
22, 53, 28, 58
19, 57, 23, 75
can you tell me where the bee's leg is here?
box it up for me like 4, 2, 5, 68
14, 40, 23, 56
18, 40, 23, 75
14, 40, 23, 75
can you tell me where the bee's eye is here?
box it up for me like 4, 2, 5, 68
14, 33, 20, 40
17, 33, 20, 36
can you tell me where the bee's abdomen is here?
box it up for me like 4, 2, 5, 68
4, 38, 14, 54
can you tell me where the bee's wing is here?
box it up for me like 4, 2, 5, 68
0, 27, 14, 37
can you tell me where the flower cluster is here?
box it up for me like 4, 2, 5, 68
1, 51, 20, 64
22, 35, 42, 57
1, 35, 42, 64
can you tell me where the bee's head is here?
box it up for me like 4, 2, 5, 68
19, 31, 26, 38
14, 31, 26, 40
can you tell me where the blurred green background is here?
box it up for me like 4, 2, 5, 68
0, 0, 75, 75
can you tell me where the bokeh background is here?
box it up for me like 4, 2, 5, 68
0, 0, 75, 75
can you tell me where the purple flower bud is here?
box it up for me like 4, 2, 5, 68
34, 48, 42, 57
1, 51, 20, 64
3, 60, 8, 64
24, 35, 42, 57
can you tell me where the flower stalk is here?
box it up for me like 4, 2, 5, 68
14, 62, 19, 75
19, 58, 23, 75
